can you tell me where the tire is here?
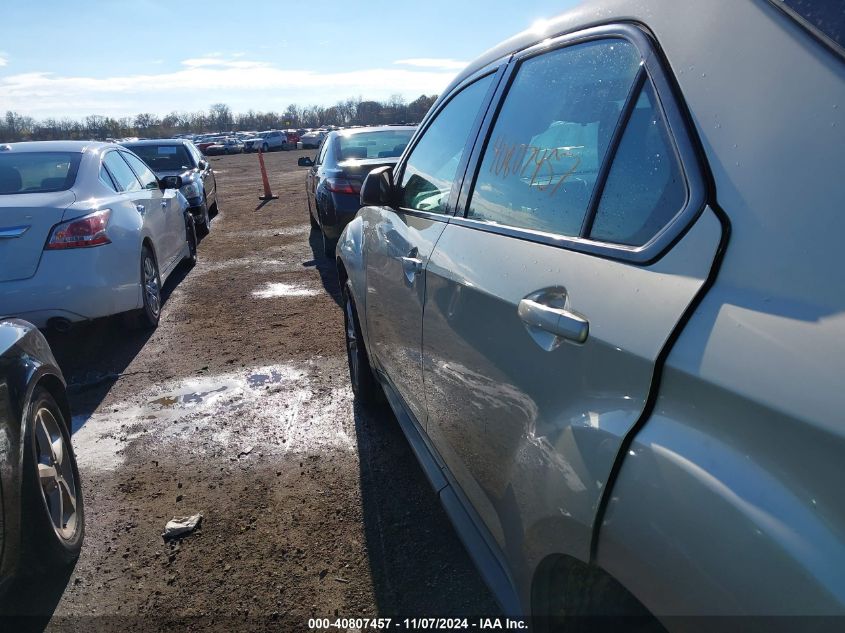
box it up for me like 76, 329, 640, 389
135, 245, 161, 329
21, 387, 84, 571
307, 198, 319, 229
343, 281, 378, 403
185, 214, 198, 266
196, 203, 210, 237
322, 231, 337, 259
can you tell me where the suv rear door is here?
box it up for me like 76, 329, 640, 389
420, 26, 725, 572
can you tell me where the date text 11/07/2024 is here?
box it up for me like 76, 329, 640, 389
307, 617, 529, 630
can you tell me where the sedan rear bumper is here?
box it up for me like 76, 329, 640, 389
0, 246, 141, 328
321, 191, 362, 239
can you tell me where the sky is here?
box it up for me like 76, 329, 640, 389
0, 0, 578, 120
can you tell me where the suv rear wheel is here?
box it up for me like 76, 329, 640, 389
343, 281, 379, 403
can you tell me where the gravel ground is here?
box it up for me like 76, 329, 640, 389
3, 150, 499, 632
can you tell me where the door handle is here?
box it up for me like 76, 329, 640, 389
518, 298, 589, 344
135, 204, 146, 215
399, 248, 423, 285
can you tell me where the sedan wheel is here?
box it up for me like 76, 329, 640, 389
343, 281, 378, 403
140, 246, 161, 327
197, 203, 210, 237
22, 388, 84, 569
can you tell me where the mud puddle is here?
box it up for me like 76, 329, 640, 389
71, 359, 354, 471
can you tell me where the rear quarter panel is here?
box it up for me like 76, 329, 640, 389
594, 0, 845, 620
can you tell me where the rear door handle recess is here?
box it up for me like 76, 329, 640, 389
518, 298, 589, 344
136, 204, 146, 214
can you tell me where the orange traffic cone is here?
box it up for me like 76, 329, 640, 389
258, 148, 278, 201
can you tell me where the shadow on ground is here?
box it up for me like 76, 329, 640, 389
352, 398, 501, 616
0, 562, 76, 632
44, 261, 194, 431
305, 227, 342, 307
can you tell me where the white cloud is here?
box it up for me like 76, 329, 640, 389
394, 58, 468, 71
0, 53, 7, 67
0, 56, 458, 118
180, 57, 270, 69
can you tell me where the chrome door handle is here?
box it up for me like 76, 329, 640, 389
518, 298, 589, 344
135, 204, 146, 214
400, 248, 424, 285
161, 200, 169, 208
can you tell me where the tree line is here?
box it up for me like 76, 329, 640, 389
0, 93, 438, 143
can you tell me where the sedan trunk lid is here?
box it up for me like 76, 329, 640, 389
0, 190, 76, 282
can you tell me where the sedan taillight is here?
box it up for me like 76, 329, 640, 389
45, 209, 112, 250
325, 178, 360, 195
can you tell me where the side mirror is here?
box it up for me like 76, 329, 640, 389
161, 175, 183, 190
360, 166, 395, 207
298, 157, 314, 167
198, 159, 208, 170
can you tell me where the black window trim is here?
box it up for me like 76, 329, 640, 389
450, 22, 708, 266
390, 58, 510, 222
765, 0, 845, 62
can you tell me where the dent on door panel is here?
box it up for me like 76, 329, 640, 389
421, 207, 723, 599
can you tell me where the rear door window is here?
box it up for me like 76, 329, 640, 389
398, 74, 494, 214
465, 39, 642, 236
103, 151, 141, 192
122, 152, 159, 190
589, 81, 687, 245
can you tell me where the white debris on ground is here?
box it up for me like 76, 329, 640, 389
162, 514, 203, 540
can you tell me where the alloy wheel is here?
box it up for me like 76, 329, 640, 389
143, 255, 161, 318
34, 407, 79, 541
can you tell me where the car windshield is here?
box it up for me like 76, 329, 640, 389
0, 151, 82, 194
337, 130, 414, 160
125, 144, 194, 171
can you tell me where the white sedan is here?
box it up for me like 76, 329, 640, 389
0, 141, 197, 330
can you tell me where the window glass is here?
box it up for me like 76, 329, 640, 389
316, 136, 331, 164
773, 0, 845, 51
99, 164, 117, 192
122, 152, 159, 190
0, 152, 81, 194
103, 151, 141, 192
337, 129, 414, 160
590, 81, 687, 246
399, 74, 493, 214
466, 39, 641, 236
126, 144, 194, 171
187, 143, 202, 166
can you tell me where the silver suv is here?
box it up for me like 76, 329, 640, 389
336, 0, 845, 627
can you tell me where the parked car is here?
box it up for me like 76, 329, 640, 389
195, 137, 224, 154
121, 139, 218, 236
205, 138, 244, 155
298, 126, 415, 256
0, 141, 197, 330
0, 319, 84, 593
243, 130, 288, 153
284, 130, 301, 146
299, 130, 327, 149
336, 0, 845, 627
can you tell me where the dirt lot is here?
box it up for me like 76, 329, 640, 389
5, 150, 499, 631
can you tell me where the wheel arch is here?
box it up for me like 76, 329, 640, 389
530, 552, 660, 628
